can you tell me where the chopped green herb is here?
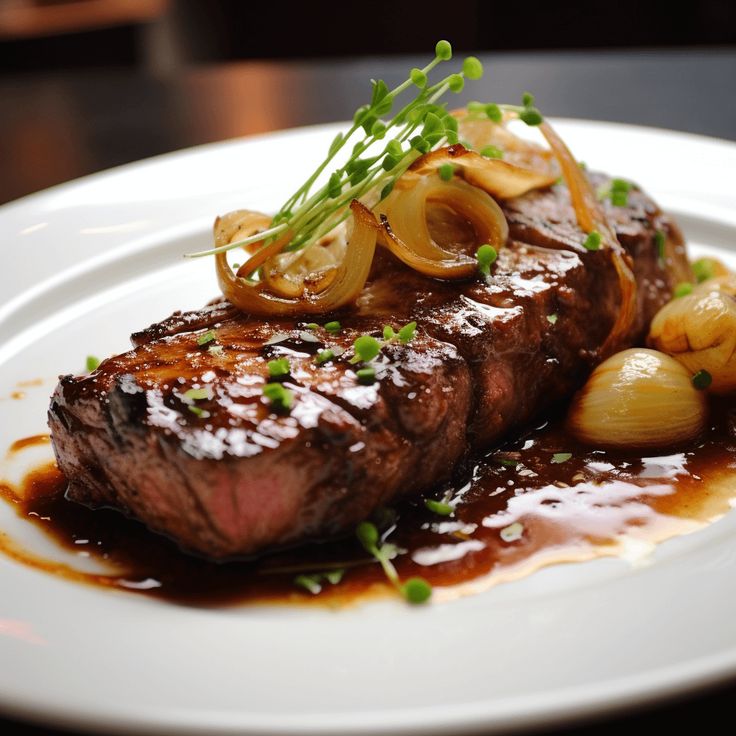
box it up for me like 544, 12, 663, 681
263, 382, 294, 411
324, 320, 341, 333
498, 458, 519, 468
294, 568, 346, 595
267, 358, 290, 378
305, 322, 320, 330
183, 387, 209, 401
519, 106, 543, 126
356, 521, 432, 605
476, 243, 498, 276
692, 369, 712, 390
196, 330, 216, 346
480, 145, 503, 159
598, 178, 632, 207
383, 325, 396, 340
583, 231, 602, 251
356, 366, 376, 385
438, 163, 455, 181
485, 102, 503, 123
316, 349, 335, 365
522, 91, 535, 107
187, 405, 210, 419
397, 321, 417, 344
294, 574, 322, 595
324, 569, 345, 585
500, 521, 524, 543
356, 520, 379, 549
401, 577, 432, 604
551, 452, 572, 464
424, 499, 453, 516
655, 230, 666, 263
85, 355, 100, 372
547, 313, 558, 325
674, 282, 694, 298
351, 335, 381, 363
692, 257, 715, 283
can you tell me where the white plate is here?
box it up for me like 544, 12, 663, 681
1, 120, 735, 736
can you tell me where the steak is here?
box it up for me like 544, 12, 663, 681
48, 177, 689, 558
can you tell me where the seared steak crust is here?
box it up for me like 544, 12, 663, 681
48, 178, 689, 558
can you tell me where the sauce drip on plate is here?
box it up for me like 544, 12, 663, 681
1, 407, 735, 606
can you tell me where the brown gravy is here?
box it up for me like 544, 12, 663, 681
1, 406, 735, 607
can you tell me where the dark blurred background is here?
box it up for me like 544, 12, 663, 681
1, 0, 735, 71
0, 0, 734, 204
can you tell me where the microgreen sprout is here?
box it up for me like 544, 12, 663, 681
674, 282, 693, 298
438, 163, 455, 181
86, 355, 100, 372
547, 313, 558, 325
263, 382, 293, 411
480, 145, 503, 159
425, 499, 454, 516
305, 322, 320, 330
692, 257, 715, 283
583, 231, 602, 251
315, 349, 335, 365
356, 366, 376, 385
188, 40, 486, 260
692, 369, 712, 390
188, 405, 210, 419
267, 358, 290, 378
183, 387, 209, 401
551, 452, 572, 464
356, 521, 432, 604
294, 569, 345, 595
196, 330, 216, 346
208, 345, 224, 357
350, 335, 382, 364
655, 230, 666, 264
598, 178, 632, 207
476, 244, 498, 276
397, 321, 417, 344
324, 320, 342, 333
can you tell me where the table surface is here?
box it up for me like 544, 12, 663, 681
1, 47, 735, 734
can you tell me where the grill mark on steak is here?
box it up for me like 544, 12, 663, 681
48, 177, 690, 558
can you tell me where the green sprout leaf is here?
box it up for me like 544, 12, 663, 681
351, 335, 381, 363
267, 358, 290, 378
674, 282, 693, 298
476, 244, 498, 276
263, 382, 294, 411
583, 231, 602, 251
196, 330, 216, 346
397, 321, 417, 344
424, 499, 453, 516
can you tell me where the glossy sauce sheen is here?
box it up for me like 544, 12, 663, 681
1, 405, 735, 606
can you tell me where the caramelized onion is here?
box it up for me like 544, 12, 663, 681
215, 201, 378, 316
410, 144, 557, 200
375, 173, 508, 278
539, 121, 637, 356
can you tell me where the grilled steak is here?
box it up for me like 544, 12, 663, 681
48, 177, 689, 558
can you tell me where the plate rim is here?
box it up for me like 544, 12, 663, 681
1, 118, 736, 736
